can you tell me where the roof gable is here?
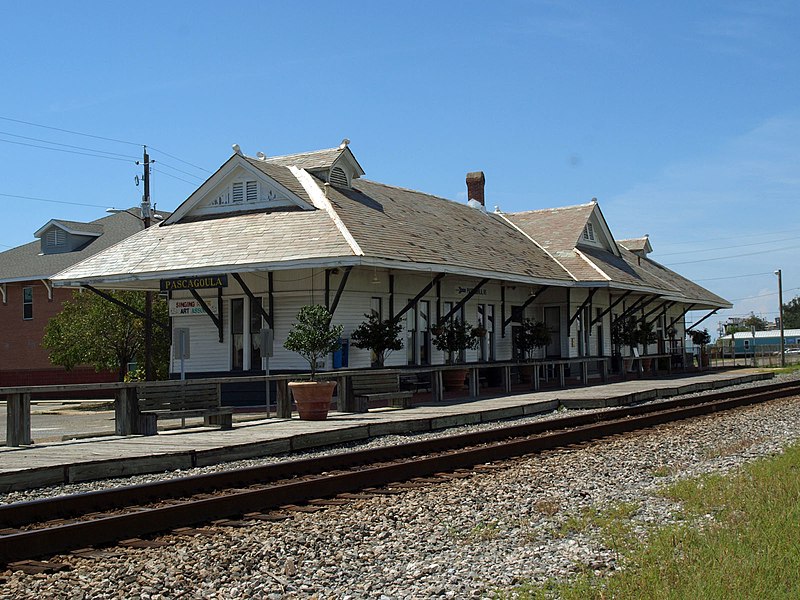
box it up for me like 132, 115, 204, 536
34, 219, 103, 239
163, 154, 315, 225
577, 203, 620, 256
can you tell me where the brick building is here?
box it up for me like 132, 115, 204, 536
0, 210, 164, 385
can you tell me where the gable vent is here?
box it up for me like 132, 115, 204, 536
329, 166, 349, 188
246, 180, 258, 202
583, 222, 595, 242
46, 228, 65, 247
232, 182, 244, 203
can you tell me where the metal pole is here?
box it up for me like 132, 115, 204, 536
776, 269, 785, 368
142, 146, 154, 381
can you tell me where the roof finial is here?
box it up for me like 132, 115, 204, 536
338, 138, 350, 150
232, 143, 242, 155
591, 197, 598, 204
256, 151, 267, 160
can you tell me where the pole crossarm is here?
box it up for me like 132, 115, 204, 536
503, 285, 550, 329
231, 272, 272, 328
685, 309, 718, 333
439, 278, 490, 325
568, 288, 598, 327
82, 285, 169, 332
668, 304, 696, 329
393, 273, 446, 323
591, 290, 631, 326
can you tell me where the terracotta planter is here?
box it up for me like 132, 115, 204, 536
442, 369, 468, 391
288, 380, 336, 420
519, 365, 534, 384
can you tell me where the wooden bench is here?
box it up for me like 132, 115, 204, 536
351, 373, 414, 411
135, 381, 233, 435
400, 372, 432, 393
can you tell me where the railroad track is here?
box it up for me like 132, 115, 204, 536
2, 379, 799, 570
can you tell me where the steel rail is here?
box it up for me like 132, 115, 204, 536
1, 380, 799, 566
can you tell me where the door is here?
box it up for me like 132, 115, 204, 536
544, 306, 561, 357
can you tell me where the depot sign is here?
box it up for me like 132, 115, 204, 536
160, 275, 228, 291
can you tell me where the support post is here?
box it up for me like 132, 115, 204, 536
276, 380, 292, 418
115, 386, 139, 436
468, 368, 479, 398
6, 393, 32, 446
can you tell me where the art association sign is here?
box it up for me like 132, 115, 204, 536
169, 298, 219, 317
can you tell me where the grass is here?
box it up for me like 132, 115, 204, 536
504, 441, 800, 600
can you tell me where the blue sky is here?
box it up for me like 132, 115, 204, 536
2, 1, 799, 337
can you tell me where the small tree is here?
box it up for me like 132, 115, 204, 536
350, 313, 403, 367
43, 289, 170, 380
612, 315, 640, 355
689, 328, 711, 353
431, 319, 481, 364
514, 319, 551, 361
283, 305, 343, 379
637, 318, 657, 353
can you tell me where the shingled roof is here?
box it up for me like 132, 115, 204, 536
0, 210, 167, 283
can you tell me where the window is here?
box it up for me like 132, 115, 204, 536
212, 180, 259, 207
418, 300, 430, 365
583, 222, 595, 241
22, 287, 33, 320
406, 301, 416, 365
250, 297, 264, 368
231, 298, 244, 370
370, 297, 382, 319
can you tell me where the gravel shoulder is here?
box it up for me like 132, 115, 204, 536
2, 372, 800, 598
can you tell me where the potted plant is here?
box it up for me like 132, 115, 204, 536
637, 319, 658, 372
514, 319, 551, 382
350, 313, 404, 367
612, 315, 639, 372
689, 328, 712, 368
431, 319, 481, 390
283, 305, 343, 420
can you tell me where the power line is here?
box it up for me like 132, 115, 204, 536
658, 235, 798, 257
655, 226, 800, 250
152, 168, 198, 186
0, 137, 136, 163
0, 130, 139, 159
694, 272, 775, 282
0, 192, 108, 208
149, 146, 211, 173
0, 115, 142, 146
666, 244, 800, 266
155, 160, 205, 180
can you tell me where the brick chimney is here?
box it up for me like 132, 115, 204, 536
466, 171, 485, 206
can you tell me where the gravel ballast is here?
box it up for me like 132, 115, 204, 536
1, 374, 800, 598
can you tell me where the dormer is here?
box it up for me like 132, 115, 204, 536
34, 220, 102, 255
262, 140, 365, 189
618, 236, 653, 258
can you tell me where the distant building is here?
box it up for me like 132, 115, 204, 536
0, 210, 167, 386
717, 329, 800, 357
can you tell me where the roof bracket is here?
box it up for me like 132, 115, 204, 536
439, 278, 490, 325
568, 288, 598, 327
82, 285, 169, 332
503, 285, 550, 329
591, 290, 631, 326
327, 266, 353, 317
393, 273, 446, 322
189, 288, 223, 342
0, 283, 6, 305
232, 272, 272, 328
685, 309, 718, 333
668, 304, 696, 330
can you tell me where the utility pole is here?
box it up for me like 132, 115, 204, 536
776, 269, 785, 368
141, 146, 154, 381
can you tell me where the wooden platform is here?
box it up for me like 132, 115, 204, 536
0, 369, 772, 492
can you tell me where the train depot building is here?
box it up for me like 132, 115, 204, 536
51, 143, 730, 401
